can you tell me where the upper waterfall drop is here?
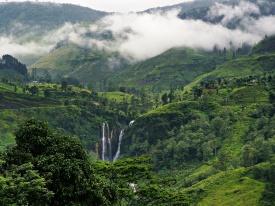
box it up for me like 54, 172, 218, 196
101, 122, 106, 161
129, 120, 135, 127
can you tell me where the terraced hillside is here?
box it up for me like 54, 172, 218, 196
0, 82, 129, 152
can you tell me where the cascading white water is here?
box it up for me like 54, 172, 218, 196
106, 123, 112, 161
129, 120, 135, 127
101, 122, 106, 160
113, 130, 124, 161
101, 120, 135, 161
108, 137, 112, 161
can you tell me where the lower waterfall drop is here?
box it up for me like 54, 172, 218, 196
113, 130, 124, 161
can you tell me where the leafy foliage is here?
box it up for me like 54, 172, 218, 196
0, 163, 53, 206
2, 120, 119, 206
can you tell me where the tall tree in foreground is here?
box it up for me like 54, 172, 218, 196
3, 119, 118, 206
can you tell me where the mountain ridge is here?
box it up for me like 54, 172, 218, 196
0, 1, 107, 35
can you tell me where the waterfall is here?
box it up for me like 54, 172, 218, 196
129, 120, 135, 127
113, 130, 124, 161
106, 123, 112, 161
101, 120, 134, 161
101, 122, 109, 161
108, 135, 112, 161
101, 122, 106, 160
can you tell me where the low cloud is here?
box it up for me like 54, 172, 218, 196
207, 1, 260, 25
0, 36, 52, 57
1, 1, 275, 62
97, 10, 263, 60
244, 15, 275, 37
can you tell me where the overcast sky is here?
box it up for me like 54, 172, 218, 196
0, 0, 193, 12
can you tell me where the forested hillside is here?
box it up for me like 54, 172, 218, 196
0, 1, 275, 205
0, 54, 28, 82
31, 45, 129, 90
0, 33, 274, 205
0, 2, 106, 34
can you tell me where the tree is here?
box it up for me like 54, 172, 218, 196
260, 156, 275, 205
223, 47, 227, 56
192, 87, 203, 99
202, 142, 212, 161
168, 89, 175, 103
44, 89, 51, 98
4, 120, 119, 206
269, 91, 275, 103
29, 86, 39, 96
216, 149, 232, 170
44, 72, 52, 83
161, 93, 169, 105
0, 163, 53, 206
61, 80, 68, 91
242, 144, 258, 167
95, 156, 157, 204
211, 117, 230, 139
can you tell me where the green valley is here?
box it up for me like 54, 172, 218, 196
0, 1, 275, 205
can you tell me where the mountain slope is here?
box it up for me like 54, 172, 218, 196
0, 55, 28, 81
110, 48, 227, 91
0, 81, 129, 152
204, 53, 275, 79
115, 35, 275, 177
31, 44, 129, 89
118, 66, 275, 204
184, 37, 275, 91
253, 35, 275, 55
155, 0, 275, 28
0, 2, 106, 35
32, 46, 227, 91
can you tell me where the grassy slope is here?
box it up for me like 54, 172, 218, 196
111, 48, 226, 91
99, 91, 132, 103
0, 91, 59, 109
0, 106, 100, 150
31, 45, 128, 89
208, 54, 275, 77
184, 53, 275, 92
33, 46, 226, 92
0, 83, 127, 152
192, 168, 265, 206
169, 36, 275, 92
31, 45, 81, 75
118, 38, 275, 202
122, 81, 271, 205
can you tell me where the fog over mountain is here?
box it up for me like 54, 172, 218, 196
1, 2, 275, 204
1, 0, 193, 12
1, 0, 275, 61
